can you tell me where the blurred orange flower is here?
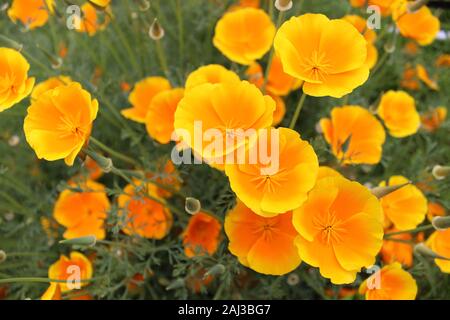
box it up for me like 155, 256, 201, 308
83, 156, 103, 180
77, 3, 111, 36
274, 14, 369, 98
0, 47, 35, 112
426, 229, 450, 273
120, 81, 131, 92
53, 180, 110, 240
400, 65, 420, 90
421, 107, 447, 132
293, 176, 384, 284
228, 0, 260, 12
213, 8, 275, 65
174, 80, 275, 164
435, 54, 450, 67
48, 251, 93, 292
393, 5, 440, 46
186, 268, 214, 293
31, 76, 72, 100
379, 175, 427, 230
121, 77, 171, 123
320, 105, 386, 165
225, 201, 301, 275
185, 64, 240, 90
24, 82, 98, 166
7, 0, 54, 30
41, 283, 61, 300
359, 262, 418, 300
404, 41, 419, 55
145, 88, 184, 144
426, 202, 446, 222
380, 229, 413, 267
416, 64, 439, 90
377, 90, 420, 138
226, 127, 318, 217
183, 212, 221, 257
118, 181, 172, 239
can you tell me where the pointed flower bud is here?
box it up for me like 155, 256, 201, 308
371, 181, 411, 199
0, 250, 6, 264
204, 264, 226, 279
432, 165, 449, 180
185, 197, 201, 215
414, 243, 450, 260
275, 0, 293, 12
432, 216, 450, 231
149, 18, 165, 41
166, 278, 185, 291
59, 235, 97, 247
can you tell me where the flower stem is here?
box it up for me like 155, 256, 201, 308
0, 277, 92, 284
175, 0, 184, 68
89, 137, 138, 166
384, 224, 434, 238
155, 40, 169, 78
289, 92, 307, 129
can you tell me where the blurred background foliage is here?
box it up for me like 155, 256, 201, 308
0, 0, 449, 299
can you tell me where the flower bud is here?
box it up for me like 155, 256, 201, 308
166, 278, 185, 291
432, 165, 449, 180
138, 0, 150, 11
371, 181, 411, 199
286, 273, 300, 286
0, 250, 6, 264
149, 18, 165, 41
8, 134, 20, 147
414, 243, 450, 260
59, 235, 97, 247
432, 216, 450, 231
185, 197, 201, 215
204, 264, 226, 279
407, 0, 430, 13
275, 0, 293, 12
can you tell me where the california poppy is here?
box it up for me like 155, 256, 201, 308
426, 202, 446, 222
380, 229, 413, 267
185, 64, 240, 90
421, 107, 447, 132
379, 175, 427, 230
426, 229, 450, 273
24, 82, 98, 166
41, 283, 61, 300
77, 3, 111, 36
225, 200, 301, 275
320, 105, 386, 165
31, 76, 72, 100
274, 14, 369, 98
435, 54, 450, 67
377, 90, 420, 138
48, 251, 93, 292
7, 0, 54, 30
183, 212, 221, 257
293, 176, 384, 284
0, 47, 35, 112
121, 77, 171, 123
416, 64, 439, 90
359, 262, 418, 300
213, 8, 275, 65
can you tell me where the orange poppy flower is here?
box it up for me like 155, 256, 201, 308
58, 42, 68, 59
53, 180, 110, 240
146, 159, 182, 198
274, 14, 369, 98
82, 155, 103, 180
145, 88, 184, 144
24, 82, 98, 166
380, 229, 413, 267
185, 64, 240, 90
77, 3, 111, 36
31, 76, 72, 100
269, 93, 286, 126
182, 212, 221, 257
213, 8, 275, 65
41, 283, 62, 300
416, 64, 438, 90
0, 47, 35, 112
293, 176, 384, 284
121, 77, 171, 123
393, 5, 440, 46
370, 0, 395, 15
349, 0, 365, 7
359, 262, 418, 300
379, 175, 427, 230
426, 202, 446, 222
400, 65, 420, 90
320, 105, 386, 165
435, 54, 450, 67
224, 200, 301, 275
228, 0, 260, 12
120, 81, 131, 92
185, 268, 214, 293
226, 127, 318, 217
317, 166, 343, 180
377, 90, 420, 138
426, 229, 450, 273
174, 80, 275, 165
404, 41, 419, 55
118, 181, 172, 239
421, 107, 447, 132
7, 0, 54, 30
48, 251, 93, 292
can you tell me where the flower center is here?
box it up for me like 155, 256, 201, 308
305, 50, 333, 82
314, 211, 345, 245
58, 115, 86, 140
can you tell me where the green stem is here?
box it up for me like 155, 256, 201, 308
89, 137, 138, 166
289, 92, 307, 129
111, 15, 141, 75
175, 0, 184, 68
384, 224, 434, 238
0, 277, 93, 284
155, 40, 169, 77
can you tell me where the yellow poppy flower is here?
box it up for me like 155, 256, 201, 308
426, 229, 450, 273
421, 107, 447, 133
7, 0, 54, 30
31, 76, 72, 100
185, 64, 240, 90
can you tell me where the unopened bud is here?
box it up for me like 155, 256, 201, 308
275, 0, 293, 12
149, 18, 165, 41
166, 278, 185, 291
59, 235, 97, 247
407, 0, 430, 13
384, 41, 396, 54
414, 243, 450, 260
85, 149, 113, 173
8, 134, 20, 147
0, 250, 6, 264
432, 165, 449, 180
204, 264, 226, 279
138, 0, 150, 11
286, 273, 300, 286
371, 181, 411, 199
185, 197, 201, 215
1, 2, 9, 11
432, 216, 450, 231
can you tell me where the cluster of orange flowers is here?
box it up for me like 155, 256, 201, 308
0, 0, 448, 301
